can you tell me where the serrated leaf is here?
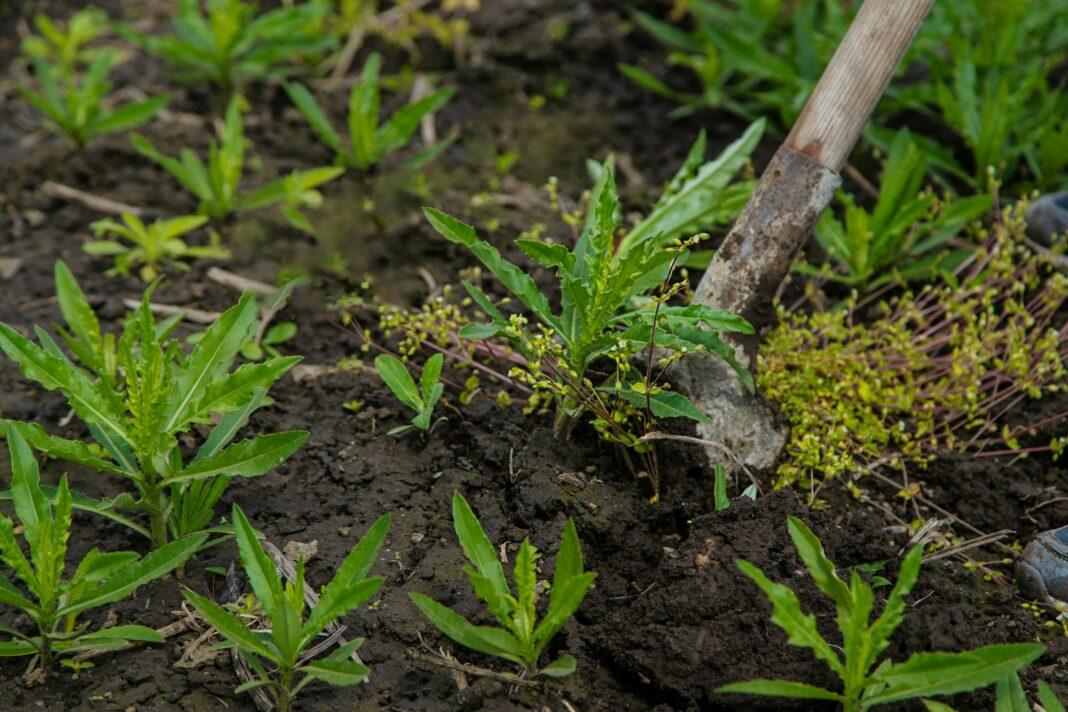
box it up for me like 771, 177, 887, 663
164, 431, 308, 484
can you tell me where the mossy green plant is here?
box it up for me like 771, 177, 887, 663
760, 200, 1067, 490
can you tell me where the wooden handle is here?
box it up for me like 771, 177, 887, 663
786, 0, 932, 170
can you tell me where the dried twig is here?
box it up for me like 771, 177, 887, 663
121, 299, 221, 324
41, 181, 155, 217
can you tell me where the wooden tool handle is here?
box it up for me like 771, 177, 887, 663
694, 0, 933, 348
786, 0, 933, 170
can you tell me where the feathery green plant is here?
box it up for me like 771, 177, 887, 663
0, 429, 205, 670
410, 492, 595, 678
719, 516, 1045, 711
183, 505, 388, 712
86, 213, 230, 281
284, 52, 455, 171
0, 262, 307, 549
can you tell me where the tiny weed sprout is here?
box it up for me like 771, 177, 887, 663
719, 516, 1045, 711
285, 52, 455, 171
183, 505, 389, 712
0, 262, 307, 549
86, 213, 230, 281
374, 353, 445, 435
120, 0, 334, 95
132, 97, 343, 230
410, 492, 596, 678
18, 51, 170, 150
21, 8, 110, 70
802, 129, 993, 291
0, 430, 206, 670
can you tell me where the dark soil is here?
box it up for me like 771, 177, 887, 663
0, 1, 1066, 710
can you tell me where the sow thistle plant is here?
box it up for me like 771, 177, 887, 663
86, 213, 230, 281
410, 493, 595, 678
131, 97, 343, 232
0, 262, 307, 549
18, 50, 170, 150
342, 123, 763, 491
120, 0, 334, 95
764, 201, 1067, 490
719, 516, 1045, 710
183, 505, 389, 712
0, 429, 206, 670
284, 52, 455, 171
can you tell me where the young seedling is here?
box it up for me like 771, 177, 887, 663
719, 516, 1045, 710
284, 52, 455, 171
21, 7, 110, 70
410, 492, 596, 678
0, 262, 307, 549
120, 0, 334, 95
374, 353, 444, 435
131, 97, 343, 231
86, 213, 230, 281
183, 505, 389, 712
0, 429, 206, 670
18, 51, 169, 150
801, 129, 992, 291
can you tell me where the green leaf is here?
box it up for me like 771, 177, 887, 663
0, 324, 131, 453
0, 420, 126, 476
374, 354, 422, 413
718, 679, 844, 701
303, 514, 389, 645
182, 588, 279, 663
230, 505, 281, 613
424, 208, 560, 332
612, 386, 713, 425
922, 701, 958, 712
189, 356, 301, 424
865, 644, 1046, 706
995, 672, 1030, 712
786, 516, 851, 608
165, 431, 309, 484
736, 559, 844, 677
284, 81, 342, 153
59, 533, 206, 617
1039, 681, 1066, 712
92, 94, 170, 136
54, 260, 102, 367
408, 592, 524, 664
165, 293, 258, 431
713, 463, 729, 511
540, 655, 577, 677
299, 658, 371, 687
77, 624, 165, 644
452, 493, 509, 602
7, 427, 50, 549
